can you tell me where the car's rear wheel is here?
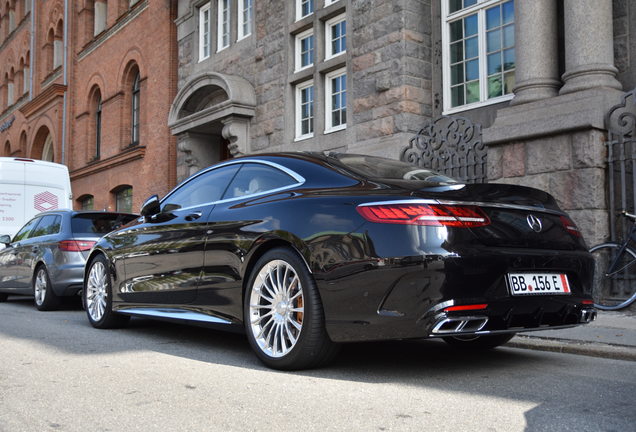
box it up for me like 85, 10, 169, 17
244, 248, 339, 370
84, 255, 130, 329
33, 266, 60, 311
443, 333, 515, 350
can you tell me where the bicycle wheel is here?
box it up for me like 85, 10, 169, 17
589, 242, 636, 310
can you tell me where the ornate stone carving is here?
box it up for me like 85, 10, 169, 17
221, 116, 250, 157
400, 116, 486, 183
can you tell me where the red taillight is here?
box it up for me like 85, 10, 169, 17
58, 240, 96, 252
444, 304, 488, 312
560, 216, 582, 237
357, 203, 490, 227
582, 300, 594, 305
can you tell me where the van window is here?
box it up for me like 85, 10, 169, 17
12, 217, 42, 242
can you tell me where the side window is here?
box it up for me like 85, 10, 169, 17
12, 217, 42, 243
162, 164, 241, 211
223, 163, 297, 200
30, 215, 62, 237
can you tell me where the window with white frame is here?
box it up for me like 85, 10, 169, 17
442, 0, 515, 112
295, 29, 314, 72
238, 0, 253, 40
217, 0, 230, 51
324, 0, 339, 6
199, 2, 211, 60
295, 81, 314, 140
325, 14, 346, 60
296, 0, 313, 21
325, 68, 346, 133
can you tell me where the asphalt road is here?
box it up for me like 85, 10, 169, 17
0, 297, 634, 432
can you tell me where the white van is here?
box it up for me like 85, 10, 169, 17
0, 157, 73, 238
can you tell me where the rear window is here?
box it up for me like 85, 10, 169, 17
332, 154, 459, 185
71, 213, 137, 236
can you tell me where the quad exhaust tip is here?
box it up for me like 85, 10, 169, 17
432, 316, 489, 334
580, 309, 596, 323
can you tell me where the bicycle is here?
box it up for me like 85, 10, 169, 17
589, 211, 636, 310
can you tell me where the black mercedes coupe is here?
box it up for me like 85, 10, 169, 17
83, 152, 596, 369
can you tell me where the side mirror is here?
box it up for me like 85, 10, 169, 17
140, 195, 161, 217
0, 235, 11, 245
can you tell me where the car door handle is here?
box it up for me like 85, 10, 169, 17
32, 246, 40, 253
185, 211, 203, 221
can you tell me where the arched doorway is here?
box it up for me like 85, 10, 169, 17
31, 125, 54, 162
168, 72, 255, 182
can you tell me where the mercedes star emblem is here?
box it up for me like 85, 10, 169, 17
527, 214, 542, 233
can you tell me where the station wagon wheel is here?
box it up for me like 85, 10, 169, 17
443, 333, 515, 350
33, 266, 60, 311
84, 255, 129, 329
244, 248, 339, 370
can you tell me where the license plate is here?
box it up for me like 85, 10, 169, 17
507, 273, 571, 296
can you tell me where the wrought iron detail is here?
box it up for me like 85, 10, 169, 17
400, 115, 487, 183
605, 87, 636, 242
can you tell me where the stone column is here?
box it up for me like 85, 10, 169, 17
511, 0, 560, 105
560, 0, 622, 95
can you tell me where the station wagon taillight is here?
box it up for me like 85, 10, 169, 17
357, 203, 490, 228
58, 240, 96, 252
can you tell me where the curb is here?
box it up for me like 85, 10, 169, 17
508, 335, 636, 362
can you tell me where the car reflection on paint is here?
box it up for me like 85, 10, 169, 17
82, 152, 596, 370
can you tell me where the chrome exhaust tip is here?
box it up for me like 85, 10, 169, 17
580, 309, 597, 323
431, 316, 489, 334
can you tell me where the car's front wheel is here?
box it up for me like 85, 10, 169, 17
443, 333, 515, 350
84, 255, 130, 329
244, 248, 338, 370
33, 266, 60, 311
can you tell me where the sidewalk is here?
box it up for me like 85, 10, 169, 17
508, 310, 636, 361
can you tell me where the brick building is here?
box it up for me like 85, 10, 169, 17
69, 0, 178, 212
0, 0, 178, 214
0, 0, 66, 164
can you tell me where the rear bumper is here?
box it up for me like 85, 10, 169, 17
50, 263, 85, 296
317, 247, 595, 343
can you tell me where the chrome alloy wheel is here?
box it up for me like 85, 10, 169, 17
86, 261, 108, 322
249, 260, 305, 358
34, 269, 47, 306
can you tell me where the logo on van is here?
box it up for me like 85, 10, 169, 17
34, 192, 59, 212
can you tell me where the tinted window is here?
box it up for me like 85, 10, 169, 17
30, 215, 62, 237
223, 163, 297, 200
162, 164, 241, 210
333, 154, 459, 184
71, 214, 137, 236
12, 217, 42, 242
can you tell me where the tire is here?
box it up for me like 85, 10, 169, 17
589, 243, 636, 310
84, 254, 130, 329
443, 333, 515, 350
33, 266, 60, 311
244, 247, 339, 370
0, 293, 8, 302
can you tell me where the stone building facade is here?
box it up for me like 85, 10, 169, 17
172, 0, 636, 246
0, 0, 178, 214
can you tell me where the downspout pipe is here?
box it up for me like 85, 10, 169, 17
61, 0, 69, 165
29, 0, 34, 99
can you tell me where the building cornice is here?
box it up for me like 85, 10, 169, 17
70, 145, 146, 180
19, 83, 67, 118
